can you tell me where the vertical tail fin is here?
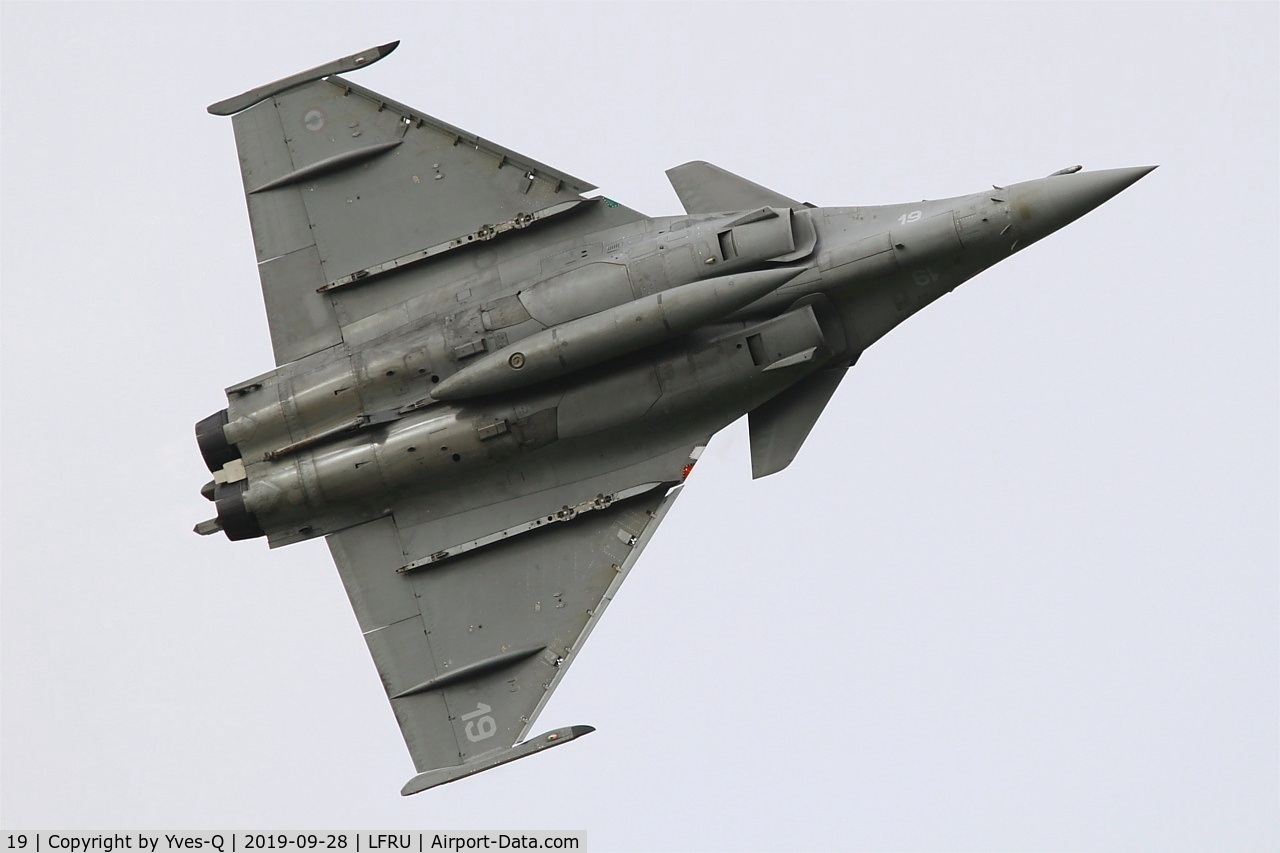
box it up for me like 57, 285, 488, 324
748, 367, 848, 478
666, 161, 802, 214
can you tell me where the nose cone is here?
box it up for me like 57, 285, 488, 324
1011, 166, 1157, 245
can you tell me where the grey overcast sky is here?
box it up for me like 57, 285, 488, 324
2, 2, 1277, 849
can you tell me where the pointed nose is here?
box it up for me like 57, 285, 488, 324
1011, 166, 1157, 244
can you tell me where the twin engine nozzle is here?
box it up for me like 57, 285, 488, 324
195, 408, 262, 540
196, 408, 237, 473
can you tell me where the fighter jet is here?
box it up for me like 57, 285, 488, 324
195, 42, 1153, 795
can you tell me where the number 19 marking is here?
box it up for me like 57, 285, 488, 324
462, 702, 497, 742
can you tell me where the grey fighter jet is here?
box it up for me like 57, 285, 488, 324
195, 42, 1154, 795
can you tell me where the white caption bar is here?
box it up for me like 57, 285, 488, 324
0, 834, 586, 853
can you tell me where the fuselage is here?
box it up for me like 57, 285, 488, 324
196, 167, 1153, 548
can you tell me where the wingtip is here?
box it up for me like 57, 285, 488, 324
206, 40, 401, 116
399, 725, 597, 796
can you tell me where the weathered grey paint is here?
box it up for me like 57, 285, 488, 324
195, 44, 1155, 795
